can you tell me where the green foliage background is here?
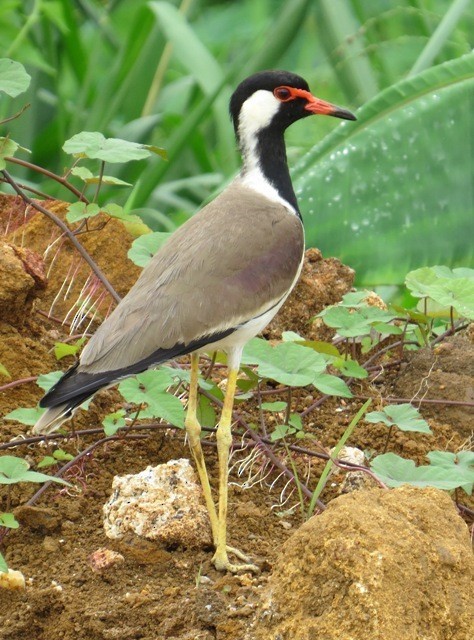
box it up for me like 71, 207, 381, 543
1, 0, 473, 285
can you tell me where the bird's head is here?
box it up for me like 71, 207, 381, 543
230, 70, 356, 140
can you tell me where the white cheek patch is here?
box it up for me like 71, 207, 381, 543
238, 90, 280, 141
236, 89, 298, 215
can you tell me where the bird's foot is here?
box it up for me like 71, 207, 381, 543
212, 547, 259, 574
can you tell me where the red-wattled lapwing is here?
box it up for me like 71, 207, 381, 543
34, 70, 356, 572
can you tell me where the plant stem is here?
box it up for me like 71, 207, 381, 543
307, 399, 372, 517
0, 104, 31, 125
93, 161, 106, 203
5, 157, 89, 203
26, 434, 147, 506
6, 0, 42, 57
354, 394, 474, 408
282, 439, 306, 522
284, 388, 292, 424
0, 376, 38, 393
141, 0, 195, 116
382, 424, 394, 454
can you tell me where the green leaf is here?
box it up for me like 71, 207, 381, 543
52, 449, 74, 462
371, 453, 472, 491
332, 358, 368, 379
37, 456, 57, 469
0, 59, 31, 97
315, 0, 378, 103
54, 338, 85, 360
313, 373, 352, 398
304, 341, 341, 358
242, 339, 327, 387
0, 137, 19, 170
118, 370, 184, 427
0, 456, 70, 485
128, 232, 172, 267
294, 54, 474, 285
406, 266, 474, 320
0, 363, 11, 379
365, 403, 431, 434
0, 513, 19, 529
102, 410, 126, 436
4, 407, 45, 426
66, 202, 101, 223
427, 450, 474, 494
372, 322, 403, 336
270, 424, 293, 441
101, 203, 124, 218
144, 144, 167, 160
288, 413, 303, 431
63, 132, 162, 163
70, 166, 94, 180
196, 395, 216, 428
261, 401, 288, 412
0, 552, 7, 573
37, 371, 64, 392
281, 331, 305, 342
149, 1, 233, 165
71, 167, 132, 186
320, 305, 397, 338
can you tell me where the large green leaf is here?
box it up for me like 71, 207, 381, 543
294, 53, 474, 285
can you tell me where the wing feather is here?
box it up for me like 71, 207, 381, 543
80, 181, 304, 374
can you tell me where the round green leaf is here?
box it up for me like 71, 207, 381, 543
0, 59, 31, 97
127, 232, 172, 267
63, 132, 156, 163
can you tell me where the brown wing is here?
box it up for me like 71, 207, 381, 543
80, 182, 304, 374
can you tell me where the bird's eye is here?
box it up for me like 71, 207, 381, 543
274, 86, 292, 102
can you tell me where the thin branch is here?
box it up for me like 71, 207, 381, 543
0, 176, 51, 200
354, 394, 474, 408
1, 170, 121, 304
25, 433, 148, 506
5, 156, 89, 203
0, 376, 38, 394
93, 161, 105, 203
0, 103, 30, 125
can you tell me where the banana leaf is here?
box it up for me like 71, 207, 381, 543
293, 52, 474, 285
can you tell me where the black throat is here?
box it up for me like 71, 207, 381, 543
254, 127, 301, 216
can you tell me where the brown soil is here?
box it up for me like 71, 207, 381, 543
251, 486, 473, 640
0, 195, 472, 639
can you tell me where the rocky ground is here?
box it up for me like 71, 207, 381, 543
0, 194, 472, 640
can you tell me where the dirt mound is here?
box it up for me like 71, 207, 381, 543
250, 486, 474, 640
265, 247, 354, 340
393, 334, 474, 439
1, 194, 141, 321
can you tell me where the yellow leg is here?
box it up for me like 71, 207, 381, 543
212, 368, 259, 573
185, 353, 219, 542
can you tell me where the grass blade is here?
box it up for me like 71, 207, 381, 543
307, 399, 371, 517
408, 0, 472, 77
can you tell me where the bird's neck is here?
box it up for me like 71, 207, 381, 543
238, 127, 301, 216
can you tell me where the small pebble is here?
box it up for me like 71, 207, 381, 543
0, 569, 26, 590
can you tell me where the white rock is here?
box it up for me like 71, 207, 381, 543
331, 446, 365, 467
329, 446, 368, 493
0, 568, 26, 590
103, 458, 212, 549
